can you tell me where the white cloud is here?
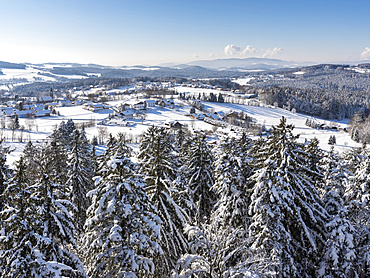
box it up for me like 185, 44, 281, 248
224, 44, 258, 56
209, 53, 215, 58
224, 44, 243, 55
224, 44, 283, 58
242, 45, 258, 55
262, 47, 284, 58
361, 47, 370, 59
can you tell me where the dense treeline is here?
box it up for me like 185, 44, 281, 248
250, 64, 370, 121
252, 64, 370, 93
1, 118, 370, 277
10, 77, 191, 98
257, 86, 370, 120
11, 78, 133, 97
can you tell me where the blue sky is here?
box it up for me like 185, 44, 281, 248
0, 0, 369, 66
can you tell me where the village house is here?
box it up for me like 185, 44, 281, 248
118, 109, 135, 119
1, 107, 16, 117
209, 112, 222, 121
106, 118, 127, 126
37, 96, 53, 104
159, 99, 174, 108
216, 111, 225, 119
121, 103, 131, 111
34, 109, 51, 117
14, 110, 34, 118
46, 102, 59, 109
226, 111, 239, 119
83, 102, 109, 112
196, 114, 206, 120
145, 99, 156, 107
168, 121, 183, 130
131, 101, 146, 110
23, 104, 44, 111
59, 99, 72, 107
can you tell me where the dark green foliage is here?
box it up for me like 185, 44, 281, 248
177, 134, 216, 225
317, 148, 358, 278
83, 136, 161, 277
0, 140, 11, 210
66, 129, 94, 232
0, 158, 86, 277
328, 135, 337, 145
213, 135, 253, 229
138, 126, 188, 276
22, 141, 43, 184
248, 117, 328, 277
91, 135, 98, 146
344, 148, 370, 277
41, 139, 69, 185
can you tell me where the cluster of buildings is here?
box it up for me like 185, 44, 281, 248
0, 95, 80, 118
0, 104, 51, 118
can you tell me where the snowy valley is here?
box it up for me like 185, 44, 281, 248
0, 62, 369, 278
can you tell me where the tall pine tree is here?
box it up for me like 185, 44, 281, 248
178, 134, 216, 225
0, 158, 86, 277
83, 136, 162, 277
66, 128, 94, 232
138, 126, 188, 276
248, 117, 328, 277
318, 149, 357, 278
212, 136, 253, 230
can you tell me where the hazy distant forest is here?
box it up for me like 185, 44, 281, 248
1, 117, 370, 277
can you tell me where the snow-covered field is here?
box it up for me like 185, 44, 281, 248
232, 76, 255, 86
2, 97, 360, 167
0, 65, 90, 89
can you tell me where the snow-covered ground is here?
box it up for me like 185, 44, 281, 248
0, 65, 90, 89
2, 98, 360, 167
203, 102, 358, 151
232, 77, 255, 86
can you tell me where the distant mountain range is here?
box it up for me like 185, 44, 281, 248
0, 61, 27, 69
162, 57, 314, 71
0, 57, 314, 74
1, 58, 370, 86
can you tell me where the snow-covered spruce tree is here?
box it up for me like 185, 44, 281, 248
173, 136, 195, 226
344, 147, 370, 277
22, 140, 43, 184
344, 146, 370, 207
174, 128, 186, 149
138, 126, 189, 276
322, 147, 352, 200
66, 128, 94, 232
177, 134, 216, 225
31, 171, 86, 277
0, 157, 34, 276
212, 135, 253, 230
171, 222, 257, 278
0, 139, 11, 210
328, 135, 336, 145
304, 137, 325, 185
90, 144, 99, 177
41, 138, 69, 185
317, 147, 357, 278
342, 146, 365, 176
248, 117, 328, 277
0, 158, 86, 277
83, 137, 162, 278
49, 119, 77, 150
96, 133, 118, 173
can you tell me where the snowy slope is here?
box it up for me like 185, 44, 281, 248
2, 95, 359, 166
203, 102, 357, 151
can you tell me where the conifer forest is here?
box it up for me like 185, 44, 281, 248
0, 117, 369, 278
